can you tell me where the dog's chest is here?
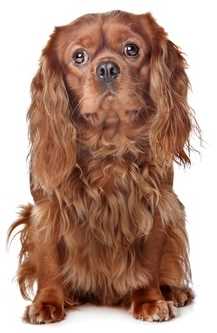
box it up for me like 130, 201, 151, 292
65, 160, 154, 303
70, 160, 153, 244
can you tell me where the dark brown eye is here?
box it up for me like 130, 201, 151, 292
124, 43, 139, 57
72, 49, 89, 65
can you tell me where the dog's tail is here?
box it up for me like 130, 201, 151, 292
8, 204, 36, 300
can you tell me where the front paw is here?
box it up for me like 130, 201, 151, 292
24, 288, 65, 324
161, 285, 194, 307
131, 300, 177, 322
24, 302, 65, 324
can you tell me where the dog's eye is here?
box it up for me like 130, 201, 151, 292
72, 49, 89, 65
124, 43, 139, 57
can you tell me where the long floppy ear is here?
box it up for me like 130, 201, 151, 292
28, 40, 76, 193
147, 16, 192, 166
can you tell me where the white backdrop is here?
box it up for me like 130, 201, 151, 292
0, 0, 216, 332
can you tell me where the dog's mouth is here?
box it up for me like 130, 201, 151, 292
79, 87, 147, 129
82, 111, 120, 128
81, 89, 145, 129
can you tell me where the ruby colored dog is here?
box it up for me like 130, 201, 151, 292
9, 11, 195, 324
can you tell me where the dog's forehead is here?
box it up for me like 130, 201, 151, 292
102, 22, 144, 46
56, 12, 145, 49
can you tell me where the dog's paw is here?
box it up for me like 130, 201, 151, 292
161, 285, 194, 307
131, 300, 177, 322
24, 301, 65, 324
23, 288, 65, 324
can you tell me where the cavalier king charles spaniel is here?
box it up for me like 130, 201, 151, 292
9, 10, 195, 324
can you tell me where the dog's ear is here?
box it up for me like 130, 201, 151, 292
28, 29, 76, 193
140, 13, 192, 166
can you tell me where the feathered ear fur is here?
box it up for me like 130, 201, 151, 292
145, 14, 192, 166
28, 38, 76, 193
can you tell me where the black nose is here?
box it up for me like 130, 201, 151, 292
96, 61, 120, 83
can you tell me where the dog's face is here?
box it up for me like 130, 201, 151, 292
58, 12, 151, 132
29, 11, 192, 191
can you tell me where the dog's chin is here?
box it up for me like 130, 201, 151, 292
82, 108, 142, 133
81, 94, 144, 130
82, 111, 120, 139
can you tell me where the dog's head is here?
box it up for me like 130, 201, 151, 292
29, 11, 192, 191
60, 12, 153, 127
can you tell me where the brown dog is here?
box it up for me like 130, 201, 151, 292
9, 10, 195, 324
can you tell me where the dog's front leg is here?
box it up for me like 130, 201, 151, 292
130, 214, 177, 322
24, 242, 65, 324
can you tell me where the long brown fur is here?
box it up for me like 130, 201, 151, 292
9, 11, 196, 324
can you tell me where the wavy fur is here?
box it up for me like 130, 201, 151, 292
9, 11, 195, 323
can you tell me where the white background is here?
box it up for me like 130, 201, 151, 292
0, 0, 216, 332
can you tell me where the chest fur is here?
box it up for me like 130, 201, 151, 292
61, 160, 157, 303
68, 160, 155, 244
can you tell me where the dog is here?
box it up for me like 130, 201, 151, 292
9, 10, 195, 324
